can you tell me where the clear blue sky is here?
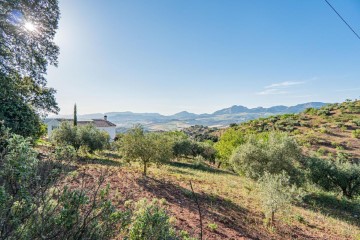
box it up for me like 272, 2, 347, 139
47, 0, 360, 115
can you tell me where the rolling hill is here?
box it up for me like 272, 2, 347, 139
52, 102, 327, 132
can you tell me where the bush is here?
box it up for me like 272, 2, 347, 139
127, 198, 179, 240
214, 128, 246, 167
352, 118, 360, 126
230, 132, 302, 181
54, 145, 77, 161
258, 171, 303, 225
352, 129, 360, 139
306, 157, 360, 198
77, 124, 110, 153
52, 122, 110, 153
0, 134, 130, 239
51, 122, 78, 148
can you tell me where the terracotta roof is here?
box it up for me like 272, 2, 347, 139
47, 118, 116, 127
91, 119, 116, 127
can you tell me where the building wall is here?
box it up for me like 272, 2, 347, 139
97, 126, 116, 141
46, 120, 61, 138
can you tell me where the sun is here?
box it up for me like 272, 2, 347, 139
24, 21, 36, 32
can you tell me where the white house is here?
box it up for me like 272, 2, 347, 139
45, 115, 117, 140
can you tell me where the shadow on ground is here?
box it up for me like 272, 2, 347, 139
168, 161, 235, 175
79, 156, 123, 167
136, 176, 317, 240
302, 193, 360, 227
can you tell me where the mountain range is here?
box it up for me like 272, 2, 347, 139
51, 102, 327, 132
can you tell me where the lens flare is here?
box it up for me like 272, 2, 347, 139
24, 21, 36, 32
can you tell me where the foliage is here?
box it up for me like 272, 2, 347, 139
0, 1, 60, 139
120, 125, 173, 176
54, 145, 77, 161
352, 118, 360, 126
182, 125, 219, 142
77, 124, 110, 153
306, 157, 360, 198
0, 73, 51, 139
230, 132, 302, 181
258, 171, 303, 225
207, 222, 218, 231
0, 0, 60, 85
172, 138, 216, 163
352, 129, 360, 139
214, 128, 246, 167
51, 122, 110, 153
127, 198, 179, 240
0, 133, 133, 239
51, 121, 79, 148
74, 104, 77, 126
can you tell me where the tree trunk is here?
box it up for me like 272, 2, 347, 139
342, 188, 352, 199
271, 211, 275, 225
143, 162, 147, 176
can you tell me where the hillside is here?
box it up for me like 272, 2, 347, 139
229, 100, 360, 160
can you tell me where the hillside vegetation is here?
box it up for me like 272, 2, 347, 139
228, 99, 360, 160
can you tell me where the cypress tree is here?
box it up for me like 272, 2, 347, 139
74, 104, 77, 126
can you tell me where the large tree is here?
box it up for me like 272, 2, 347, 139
0, 0, 60, 137
0, 0, 60, 84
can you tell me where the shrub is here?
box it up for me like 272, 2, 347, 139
352, 129, 360, 139
54, 145, 77, 161
214, 128, 246, 167
52, 122, 110, 153
77, 124, 110, 153
352, 118, 360, 126
127, 198, 179, 240
230, 132, 302, 181
306, 157, 360, 198
207, 222, 218, 231
258, 171, 303, 225
51, 122, 78, 148
0, 134, 130, 239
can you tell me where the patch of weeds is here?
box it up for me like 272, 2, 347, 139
207, 222, 218, 232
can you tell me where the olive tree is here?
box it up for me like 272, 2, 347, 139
306, 157, 360, 198
258, 171, 303, 225
230, 132, 301, 181
120, 125, 172, 176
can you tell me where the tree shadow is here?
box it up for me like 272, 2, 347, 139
136, 176, 317, 240
79, 156, 123, 167
168, 161, 235, 175
100, 151, 122, 159
168, 168, 195, 176
301, 193, 360, 227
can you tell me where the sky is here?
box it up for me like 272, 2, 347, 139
47, 0, 360, 116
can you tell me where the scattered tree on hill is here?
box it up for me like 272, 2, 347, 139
230, 132, 302, 181
120, 125, 172, 176
214, 128, 246, 168
306, 157, 360, 198
258, 171, 303, 225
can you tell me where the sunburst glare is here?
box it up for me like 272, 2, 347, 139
24, 21, 36, 32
